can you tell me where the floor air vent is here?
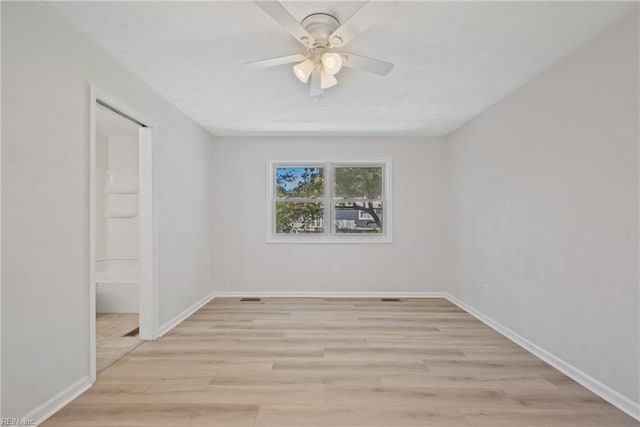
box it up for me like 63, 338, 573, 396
122, 327, 139, 337
381, 298, 402, 302
240, 297, 262, 302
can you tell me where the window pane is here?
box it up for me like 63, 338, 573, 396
334, 202, 382, 234
334, 166, 382, 199
276, 202, 324, 234
276, 167, 324, 199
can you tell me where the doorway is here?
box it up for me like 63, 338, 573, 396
95, 103, 142, 372
89, 87, 156, 381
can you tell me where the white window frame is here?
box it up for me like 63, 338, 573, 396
267, 159, 392, 244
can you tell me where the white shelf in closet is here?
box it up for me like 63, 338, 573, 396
104, 170, 138, 194
104, 210, 139, 219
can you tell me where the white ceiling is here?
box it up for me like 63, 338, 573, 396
51, 1, 637, 137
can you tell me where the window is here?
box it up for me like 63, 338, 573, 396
269, 161, 391, 243
358, 211, 374, 221
274, 166, 325, 234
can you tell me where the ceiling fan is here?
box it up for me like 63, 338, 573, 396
245, 1, 396, 96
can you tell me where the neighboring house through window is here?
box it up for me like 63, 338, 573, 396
268, 160, 391, 243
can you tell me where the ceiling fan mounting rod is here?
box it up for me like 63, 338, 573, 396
309, 46, 328, 60
301, 13, 340, 48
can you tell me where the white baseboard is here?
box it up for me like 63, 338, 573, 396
29, 292, 215, 424
213, 291, 448, 298
445, 293, 640, 422
156, 291, 215, 338
27, 375, 92, 425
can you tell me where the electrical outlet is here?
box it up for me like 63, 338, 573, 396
482, 284, 489, 297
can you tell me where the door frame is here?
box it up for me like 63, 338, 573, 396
88, 84, 158, 383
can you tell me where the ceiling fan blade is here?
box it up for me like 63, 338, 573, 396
341, 53, 394, 76
310, 70, 324, 97
244, 54, 306, 70
329, 0, 397, 48
254, 1, 315, 48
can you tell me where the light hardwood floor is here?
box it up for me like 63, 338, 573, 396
44, 298, 638, 426
96, 313, 141, 372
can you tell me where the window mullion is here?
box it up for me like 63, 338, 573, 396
326, 162, 332, 236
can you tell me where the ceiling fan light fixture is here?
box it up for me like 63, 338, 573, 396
321, 52, 343, 75
293, 59, 315, 83
249, 0, 396, 96
320, 71, 338, 89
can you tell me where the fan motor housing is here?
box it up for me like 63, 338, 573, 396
301, 13, 340, 48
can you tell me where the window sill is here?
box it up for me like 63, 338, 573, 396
266, 235, 392, 244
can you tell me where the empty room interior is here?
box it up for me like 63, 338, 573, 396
1, 1, 639, 426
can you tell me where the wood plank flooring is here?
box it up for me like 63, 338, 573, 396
96, 313, 141, 372
44, 298, 638, 426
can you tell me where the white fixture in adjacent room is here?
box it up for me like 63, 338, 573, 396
95, 104, 141, 314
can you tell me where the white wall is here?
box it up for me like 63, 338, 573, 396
445, 12, 639, 407
211, 137, 446, 295
96, 134, 109, 264
1, 2, 215, 418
